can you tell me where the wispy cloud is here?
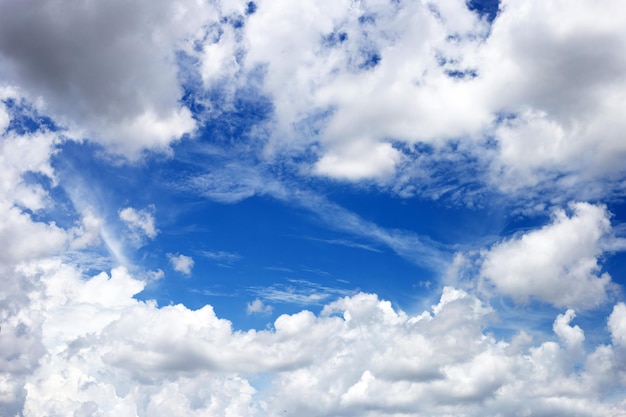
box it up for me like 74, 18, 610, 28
299, 236, 383, 253
249, 279, 356, 306
264, 266, 295, 273
199, 250, 241, 264
184, 162, 451, 272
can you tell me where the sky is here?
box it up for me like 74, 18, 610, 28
1, 0, 626, 415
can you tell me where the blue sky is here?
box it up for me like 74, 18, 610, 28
2, 0, 626, 416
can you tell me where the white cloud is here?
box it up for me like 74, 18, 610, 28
553, 309, 585, 351
119, 206, 158, 240
480, 202, 616, 309
3, 0, 625, 196
0, 100, 9, 133
476, 0, 626, 192
609, 303, 626, 348
0, 108, 72, 266
246, 298, 273, 315
314, 140, 402, 181
0, 0, 206, 158
69, 209, 104, 250
168, 253, 194, 275
1, 249, 626, 417
200, 250, 241, 264
195, 0, 626, 197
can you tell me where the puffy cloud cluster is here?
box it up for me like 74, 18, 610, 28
2, 0, 625, 195
3, 258, 626, 416
184, 0, 626, 197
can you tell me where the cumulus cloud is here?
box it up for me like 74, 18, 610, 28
4, 261, 626, 417
246, 298, 273, 315
609, 303, 626, 347
119, 206, 158, 241
184, 0, 626, 196
2, 0, 626, 195
314, 140, 402, 181
480, 202, 617, 309
0, 0, 204, 157
168, 253, 194, 275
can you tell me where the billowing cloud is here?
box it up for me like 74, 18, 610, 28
3, 260, 626, 417
480, 202, 617, 309
168, 253, 195, 275
0, 0, 204, 158
182, 0, 626, 196
609, 303, 626, 347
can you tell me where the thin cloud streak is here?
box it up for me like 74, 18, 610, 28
249, 278, 356, 306
299, 236, 384, 253
184, 163, 452, 273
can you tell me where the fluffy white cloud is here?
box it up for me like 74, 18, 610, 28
609, 303, 626, 347
2, 0, 623, 193
314, 140, 402, 181
0, 0, 205, 158
553, 309, 585, 351
5, 262, 625, 417
246, 298, 273, 315
168, 253, 195, 275
479, 0, 626, 192
119, 206, 158, 241
480, 202, 616, 309
191, 0, 626, 194
239, 0, 491, 180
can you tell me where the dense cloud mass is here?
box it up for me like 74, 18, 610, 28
4, 257, 626, 416
0, 0, 204, 157
2, 0, 626, 416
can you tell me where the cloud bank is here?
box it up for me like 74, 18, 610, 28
3, 259, 626, 416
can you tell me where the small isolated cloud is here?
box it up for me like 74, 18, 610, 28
167, 253, 194, 275
119, 206, 158, 240
246, 298, 273, 315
